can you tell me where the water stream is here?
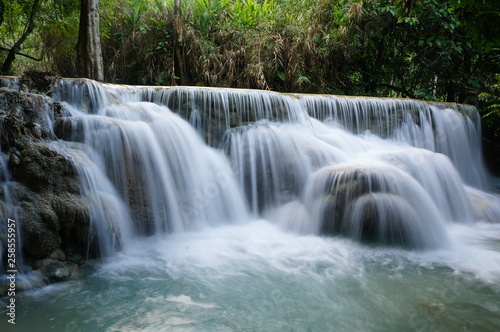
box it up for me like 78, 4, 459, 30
1, 79, 500, 331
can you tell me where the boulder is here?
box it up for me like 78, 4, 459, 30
53, 117, 85, 142
0, 86, 93, 273
18, 199, 61, 259
11, 141, 79, 194
305, 165, 386, 235
343, 193, 420, 247
35, 259, 77, 283
304, 163, 443, 249
47, 249, 66, 261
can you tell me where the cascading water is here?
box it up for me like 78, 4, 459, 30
298, 95, 487, 189
303, 162, 449, 248
52, 143, 135, 257
0, 128, 24, 276
0, 152, 13, 274
0, 77, 19, 90
52, 84, 249, 242
45, 78, 499, 249
1, 78, 500, 332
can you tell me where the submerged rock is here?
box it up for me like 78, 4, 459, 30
304, 163, 448, 249
306, 165, 386, 235
466, 188, 500, 223
344, 193, 420, 247
54, 117, 86, 142
35, 259, 77, 283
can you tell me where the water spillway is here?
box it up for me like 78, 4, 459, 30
44, 79, 497, 251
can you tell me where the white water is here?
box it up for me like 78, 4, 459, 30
1, 79, 500, 331
6, 221, 500, 331
47, 80, 498, 249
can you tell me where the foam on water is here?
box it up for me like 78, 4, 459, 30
6, 219, 499, 332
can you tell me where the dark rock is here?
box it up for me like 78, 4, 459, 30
0, 88, 56, 140
53, 102, 72, 119
36, 259, 76, 283
8, 152, 20, 166
47, 249, 66, 261
51, 194, 91, 244
18, 199, 61, 259
27, 122, 43, 139
7, 182, 32, 202
8, 183, 91, 261
19, 70, 61, 95
54, 117, 85, 142
306, 165, 386, 235
66, 253, 86, 266
343, 193, 417, 247
0, 84, 96, 279
11, 141, 78, 194
305, 163, 443, 249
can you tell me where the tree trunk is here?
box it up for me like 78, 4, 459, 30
173, 0, 187, 85
445, 80, 456, 102
1, 0, 40, 74
76, 0, 104, 81
459, 51, 472, 102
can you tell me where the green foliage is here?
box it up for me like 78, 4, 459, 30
450, 0, 500, 51
0, 0, 498, 168
1, 0, 498, 103
479, 74, 500, 127
0, 0, 80, 75
232, 0, 275, 28
192, 0, 232, 37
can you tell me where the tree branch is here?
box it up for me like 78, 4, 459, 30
378, 83, 417, 99
0, 46, 43, 61
1, 0, 41, 73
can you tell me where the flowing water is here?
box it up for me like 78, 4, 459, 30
1, 79, 500, 331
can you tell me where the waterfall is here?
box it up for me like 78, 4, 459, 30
0, 144, 23, 275
52, 95, 249, 244
3, 77, 500, 331
52, 143, 135, 256
0, 77, 19, 90
303, 162, 449, 248
15, 78, 496, 252
0, 152, 11, 274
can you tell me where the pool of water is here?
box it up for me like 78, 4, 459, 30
4, 220, 500, 332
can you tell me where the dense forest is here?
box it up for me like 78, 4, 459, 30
1, 0, 499, 171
